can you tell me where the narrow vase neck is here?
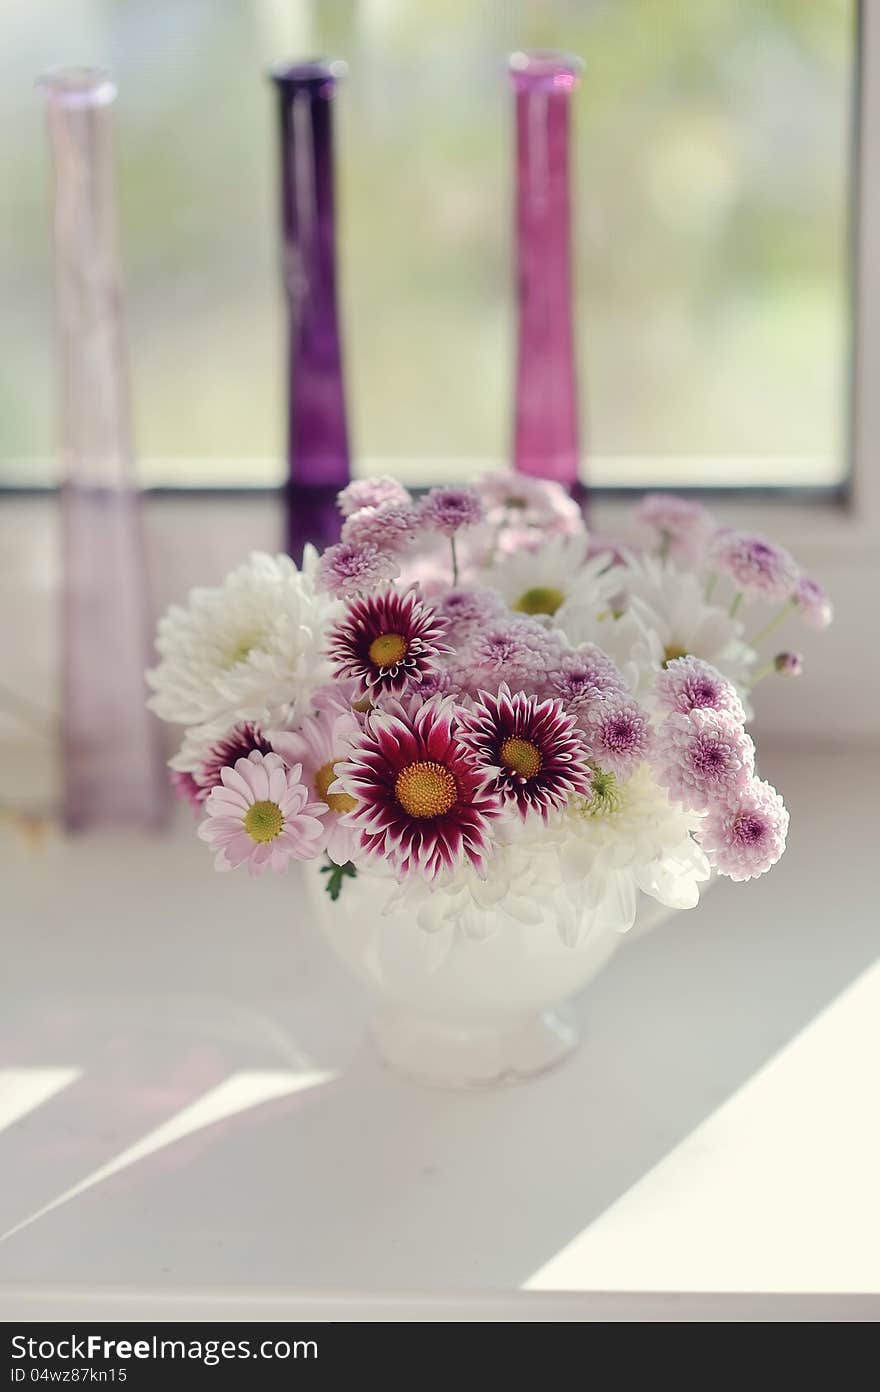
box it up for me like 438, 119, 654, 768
271, 60, 350, 492
40, 67, 132, 489
510, 51, 583, 489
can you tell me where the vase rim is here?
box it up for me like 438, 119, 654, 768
269, 57, 347, 89
38, 67, 117, 108
508, 49, 584, 92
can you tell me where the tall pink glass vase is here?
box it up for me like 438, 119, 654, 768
270, 60, 350, 563
40, 68, 166, 831
509, 51, 585, 502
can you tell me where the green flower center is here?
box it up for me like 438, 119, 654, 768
513, 585, 566, 617
228, 637, 257, 667
579, 767, 621, 818
243, 799, 284, 843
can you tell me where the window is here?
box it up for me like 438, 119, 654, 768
0, 0, 857, 490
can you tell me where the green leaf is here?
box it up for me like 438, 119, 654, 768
320, 858, 357, 902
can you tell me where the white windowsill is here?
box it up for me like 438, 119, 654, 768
0, 746, 876, 1319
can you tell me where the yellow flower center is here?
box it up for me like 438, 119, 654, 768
315, 760, 357, 814
662, 643, 689, 667
513, 585, 566, 617
500, 736, 543, 779
243, 799, 284, 844
394, 760, 458, 819
368, 632, 408, 668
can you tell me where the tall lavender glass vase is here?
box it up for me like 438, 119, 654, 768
270, 60, 350, 562
509, 51, 586, 504
40, 69, 166, 831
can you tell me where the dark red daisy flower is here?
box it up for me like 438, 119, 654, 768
457, 684, 593, 821
332, 697, 501, 880
169, 768, 202, 811
326, 586, 452, 698
181, 723, 272, 803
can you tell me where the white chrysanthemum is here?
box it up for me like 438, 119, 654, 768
552, 602, 644, 695
565, 556, 756, 705
557, 763, 710, 936
484, 535, 619, 621
382, 814, 579, 942
147, 549, 336, 734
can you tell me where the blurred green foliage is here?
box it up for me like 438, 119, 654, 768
0, 0, 854, 486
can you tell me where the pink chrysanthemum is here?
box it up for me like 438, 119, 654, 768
333, 697, 501, 881
546, 644, 628, 711
468, 617, 564, 691
655, 709, 755, 813
586, 534, 633, 566
697, 777, 789, 881
327, 586, 451, 698
336, 476, 411, 517
270, 706, 361, 867
632, 493, 713, 564
709, 530, 799, 603
579, 695, 654, 781
436, 587, 507, 643
654, 655, 746, 723
474, 468, 583, 537
457, 684, 593, 821
411, 665, 463, 700
197, 752, 326, 874
317, 541, 399, 598
793, 575, 833, 629
341, 502, 422, 554
419, 486, 485, 536
310, 677, 365, 715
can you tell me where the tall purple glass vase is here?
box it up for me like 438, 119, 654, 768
270, 60, 350, 562
40, 68, 166, 831
509, 51, 585, 503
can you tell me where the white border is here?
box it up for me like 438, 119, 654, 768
0, 1283, 877, 1323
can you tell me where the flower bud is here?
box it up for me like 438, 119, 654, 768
774, 651, 803, 677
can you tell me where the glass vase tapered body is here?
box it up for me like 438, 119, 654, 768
509, 51, 584, 497
270, 60, 350, 561
40, 68, 166, 831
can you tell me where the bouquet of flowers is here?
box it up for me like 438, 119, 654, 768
148, 473, 831, 941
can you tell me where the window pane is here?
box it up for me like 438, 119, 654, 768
0, 0, 855, 488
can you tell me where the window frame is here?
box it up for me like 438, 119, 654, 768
1, 4, 875, 745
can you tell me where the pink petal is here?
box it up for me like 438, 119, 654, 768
223, 833, 255, 867
242, 758, 270, 801
206, 791, 249, 817
220, 764, 257, 801
268, 762, 290, 805
270, 732, 307, 764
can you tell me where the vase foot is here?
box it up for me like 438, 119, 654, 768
369, 1004, 579, 1089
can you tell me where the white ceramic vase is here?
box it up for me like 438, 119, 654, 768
306, 865, 673, 1088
